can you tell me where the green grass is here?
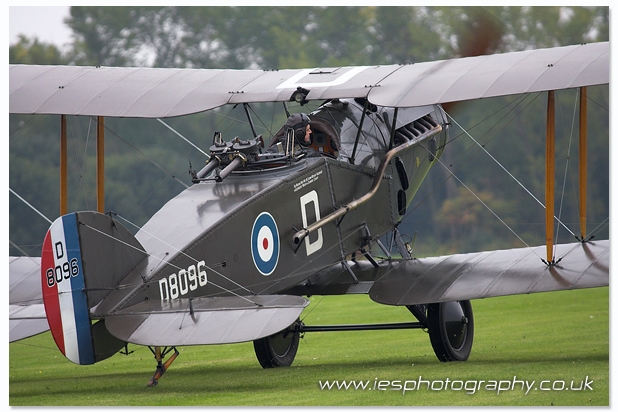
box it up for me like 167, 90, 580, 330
9, 287, 608, 406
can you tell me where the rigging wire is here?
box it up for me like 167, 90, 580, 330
9, 339, 61, 352
398, 92, 582, 258
243, 103, 277, 140
75, 219, 261, 307
98, 117, 189, 189
587, 217, 609, 240
68, 115, 92, 211
112, 213, 255, 295
442, 93, 532, 147
403, 93, 539, 220
212, 104, 249, 137
406, 89, 609, 257
156, 118, 210, 158
124, 173, 174, 225
238, 100, 322, 144
405, 89, 608, 262
9, 188, 52, 224
8, 240, 40, 265
430, 153, 541, 258
554, 89, 579, 250
119, 200, 369, 301
9, 119, 259, 307
445, 111, 577, 239
9, 115, 38, 142
300, 295, 325, 323
112, 204, 363, 300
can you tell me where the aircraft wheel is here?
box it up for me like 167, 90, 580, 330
253, 323, 301, 368
427, 300, 474, 362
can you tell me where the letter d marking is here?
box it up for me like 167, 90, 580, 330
300, 190, 323, 256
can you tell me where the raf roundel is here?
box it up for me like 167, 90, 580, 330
251, 212, 280, 276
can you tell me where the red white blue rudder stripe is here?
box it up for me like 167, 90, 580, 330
41, 213, 95, 365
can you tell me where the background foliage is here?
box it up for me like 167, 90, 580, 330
9, 6, 609, 257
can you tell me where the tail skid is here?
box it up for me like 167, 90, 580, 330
147, 346, 180, 387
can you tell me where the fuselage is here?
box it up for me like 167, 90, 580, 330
95, 99, 448, 315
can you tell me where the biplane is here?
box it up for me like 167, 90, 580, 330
9, 41, 609, 386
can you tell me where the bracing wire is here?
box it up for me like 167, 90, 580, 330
68, 115, 92, 211
445, 112, 577, 239
9, 188, 52, 224
114, 209, 365, 296
98, 117, 189, 189
430, 153, 541, 259
403, 94, 539, 221
112, 214, 255, 295
395, 93, 578, 259
587, 217, 609, 240
76, 219, 261, 307
300, 295, 325, 323
554, 89, 579, 249
156, 118, 210, 158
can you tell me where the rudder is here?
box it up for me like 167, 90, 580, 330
41, 212, 147, 365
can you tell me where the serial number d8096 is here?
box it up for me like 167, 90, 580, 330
158, 261, 208, 301
46, 258, 80, 288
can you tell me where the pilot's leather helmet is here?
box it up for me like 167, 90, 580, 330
285, 113, 311, 144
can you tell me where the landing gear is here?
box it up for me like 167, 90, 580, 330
253, 322, 302, 368
427, 300, 474, 361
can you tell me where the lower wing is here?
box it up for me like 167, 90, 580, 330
104, 295, 309, 346
282, 240, 608, 304
9, 256, 49, 342
369, 240, 609, 306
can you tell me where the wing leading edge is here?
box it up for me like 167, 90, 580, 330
369, 240, 609, 306
10, 42, 608, 118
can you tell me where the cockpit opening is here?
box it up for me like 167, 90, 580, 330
267, 115, 340, 158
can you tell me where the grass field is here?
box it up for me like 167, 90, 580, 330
9, 287, 608, 406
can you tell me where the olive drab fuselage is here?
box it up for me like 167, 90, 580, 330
96, 99, 448, 313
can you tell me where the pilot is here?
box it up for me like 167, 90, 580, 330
269, 113, 317, 156
285, 113, 313, 146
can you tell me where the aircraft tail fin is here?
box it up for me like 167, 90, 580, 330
41, 212, 147, 365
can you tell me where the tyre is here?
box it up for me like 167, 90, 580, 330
253, 324, 301, 368
427, 300, 474, 361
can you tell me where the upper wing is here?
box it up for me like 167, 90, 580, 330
9, 42, 608, 118
9, 256, 49, 342
369, 41, 609, 107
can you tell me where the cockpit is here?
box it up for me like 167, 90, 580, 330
190, 113, 342, 183
266, 115, 341, 159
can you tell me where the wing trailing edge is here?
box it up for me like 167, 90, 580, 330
369, 240, 609, 306
104, 295, 309, 346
